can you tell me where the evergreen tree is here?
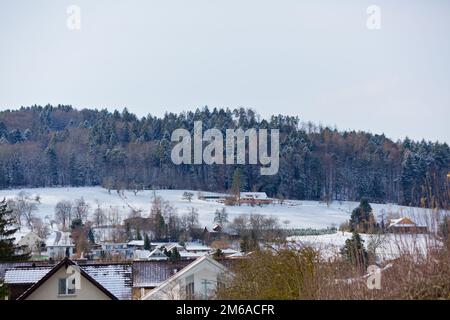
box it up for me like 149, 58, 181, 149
0, 199, 30, 261
135, 227, 142, 240
213, 248, 224, 260
169, 247, 181, 262
45, 146, 58, 185
144, 233, 151, 250
349, 198, 377, 233
163, 248, 170, 258
87, 228, 95, 245
340, 232, 368, 272
230, 168, 241, 199
152, 212, 166, 241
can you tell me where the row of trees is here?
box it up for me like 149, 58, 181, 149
0, 105, 448, 208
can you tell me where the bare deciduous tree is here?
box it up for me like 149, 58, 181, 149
73, 197, 90, 221
93, 205, 107, 227
54, 200, 72, 230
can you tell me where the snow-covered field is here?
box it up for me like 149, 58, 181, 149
287, 232, 439, 261
0, 187, 441, 230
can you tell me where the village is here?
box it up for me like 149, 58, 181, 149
0, 188, 437, 301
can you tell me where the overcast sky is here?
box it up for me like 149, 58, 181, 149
0, 0, 449, 143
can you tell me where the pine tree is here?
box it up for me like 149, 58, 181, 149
349, 198, 377, 233
88, 228, 95, 245
0, 199, 30, 261
230, 168, 241, 201
213, 248, 224, 259
340, 232, 368, 272
45, 146, 58, 185
169, 247, 181, 262
144, 233, 151, 250
135, 227, 142, 240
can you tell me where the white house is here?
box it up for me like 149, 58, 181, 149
17, 232, 43, 254
46, 232, 75, 259
141, 255, 229, 300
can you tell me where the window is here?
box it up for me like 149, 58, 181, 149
185, 275, 195, 300
58, 278, 76, 295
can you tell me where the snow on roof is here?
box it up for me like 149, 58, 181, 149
128, 240, 144, 246
221, 248, 239, 255
4, 267, 52, 284
148, 248, 168, 260
179, 251, 209, 259
79, 264, 133, 300
227, 251, 247, 258
4, 263, 133, 300
141, 255, 228, 300
240, 192, 268, 199
388, 217, 424, 228
165, 243, 185, 251
134, 250, 152, 260
184, 245, 212, 252
0, 262, 51, 281
133, 260, 191, 288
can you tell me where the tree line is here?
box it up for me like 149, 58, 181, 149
0, 104, 448, 208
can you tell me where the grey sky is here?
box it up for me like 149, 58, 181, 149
1, 0, 449, 143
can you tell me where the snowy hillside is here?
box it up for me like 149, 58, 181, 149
0, 187, 441, 230
287, 232, 439, 261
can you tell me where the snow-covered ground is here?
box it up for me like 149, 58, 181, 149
287, 232, 439, 261
0, 186, 442, 230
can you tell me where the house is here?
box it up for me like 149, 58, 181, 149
92, 242, 134, 260
184, 243, 212, 254
4, 258, 132, 300
46, 231, 75, 259
4, 265, 52, 300
239, 192, 273, 205
141, 255, 229, 300
127, 240, 145, 250
220, 248, 239, 257
132, 260, 191, 299
197, 193, 233, 202
179, 251, 209, 260
133, 248, 168, 261
387, 217, 428, 233
165, 243, 185, 253
148, 248, 169, 261
17, 232, 44, 255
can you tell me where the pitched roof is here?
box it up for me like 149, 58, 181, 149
5, 267, 52, 284
128, 240, 144, 246
141, 255, 228, 300
0, 262, 49, 281
16, 258, 120, 300
240, 192, 268, 199
133, 260, 191, 288
81, 264, 132, 300
388, 217, 418, 228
